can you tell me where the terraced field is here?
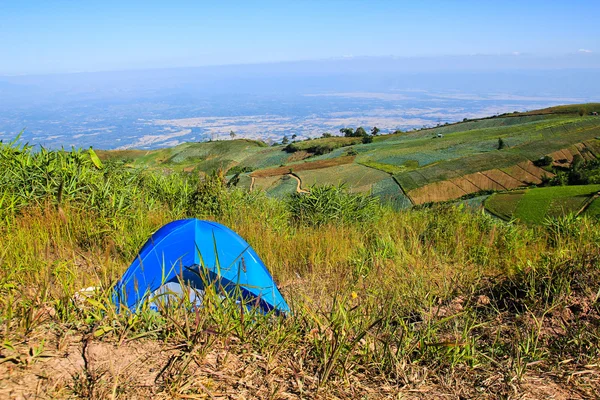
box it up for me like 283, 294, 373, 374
101, 104, 600, 208
485, 185, 600, 224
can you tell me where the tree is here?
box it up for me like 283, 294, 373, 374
291, 134, 297, 140
355, 127, 368, 137
340, 128, 354, 137
371, 126, 380, 136
362, 135, 373, 144
534, 155, 553, 167
322, 132, 333, 138
229, 130, 236, 140
282, 135, 289, 145
497, 138, 505, 150
572, 154, 584, 170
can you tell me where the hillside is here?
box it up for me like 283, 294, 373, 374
2, 131, 600, 398
101, 104, 600, 208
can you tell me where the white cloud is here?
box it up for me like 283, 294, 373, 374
512, 51, 521, 56
578, 49, 593, 53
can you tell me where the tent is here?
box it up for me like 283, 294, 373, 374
113, 219, 289, 314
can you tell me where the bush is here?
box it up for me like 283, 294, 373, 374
227, 165, 254, 175
288, 185, 379, 226
187, 170, 228, 217
362, 135, 373, 144
534, 155, 553, 167
497, 138, 505, 150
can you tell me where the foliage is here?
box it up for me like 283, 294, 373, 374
284, 136, 361, 155
533, 155, 553, 167
288, 184, 379, 226
498, 137, 506, 150
227, 165, 254, 175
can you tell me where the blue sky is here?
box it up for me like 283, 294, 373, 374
1, 0, 598, 75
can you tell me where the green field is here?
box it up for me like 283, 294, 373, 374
485, 185, 600, 224
100, 104, 600, 208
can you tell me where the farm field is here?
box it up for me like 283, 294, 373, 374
485, 184, 600, 224
101, 104, 600, 208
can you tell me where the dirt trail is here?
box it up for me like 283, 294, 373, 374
576, 191, 600, 216
289, 173, 309, 193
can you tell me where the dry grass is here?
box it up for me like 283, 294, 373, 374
1, 202, 599, 398
1, 143, 600, 398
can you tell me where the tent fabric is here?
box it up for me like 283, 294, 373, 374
113, 219, 290, 314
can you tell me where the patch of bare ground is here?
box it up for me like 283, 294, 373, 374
450, 176, 480, 193
1, 301, 597, 400
464, 171, 507, 191
481, 169, 523, 190
407, 180, 467, 204
550, 149, 573, 167
503, 164, 542, 185
517, 160, 554, 180
250, 156, 355, 178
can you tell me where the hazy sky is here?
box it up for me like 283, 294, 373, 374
1, 0, 598, 75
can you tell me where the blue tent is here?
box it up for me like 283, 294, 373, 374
113, 219, 289, 314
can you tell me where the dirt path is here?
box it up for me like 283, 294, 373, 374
289, 173, 309, 193
576, 191, 600, 216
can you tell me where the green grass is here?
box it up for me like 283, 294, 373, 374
2, 138, 600, 397
584, 196, 600, 217
266, 175, 298, 198
297, 163, 389, 193
486, 185, 600, 224
484, 190, 525, 220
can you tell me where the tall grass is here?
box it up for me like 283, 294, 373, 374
1, 139, 599, 398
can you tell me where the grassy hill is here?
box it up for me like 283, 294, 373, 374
101, 103, 600, 212
2, 131, 600, 398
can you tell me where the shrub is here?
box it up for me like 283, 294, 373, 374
362, 135, 373, 144
288, 184, 379, 226
534, 155, 553, 167
227, 165, 254, 175
187, 170, 228, 217
497, 138, 506, 150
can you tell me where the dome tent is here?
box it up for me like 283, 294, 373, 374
113, 219, 289, 314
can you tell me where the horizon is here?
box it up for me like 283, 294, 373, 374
2, 52, 600, 78
1, 0, 599, 75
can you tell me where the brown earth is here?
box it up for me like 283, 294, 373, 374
407, 180, 467, 204
464, 171, 506, 191
517, 160, 554, 180
1, 304, 597, 400
481, 169, 523, 190
502, 164, 542, 185
450, 177, 480, 193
